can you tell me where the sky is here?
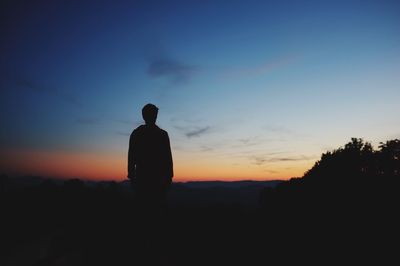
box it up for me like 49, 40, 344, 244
1, 0, 399, 181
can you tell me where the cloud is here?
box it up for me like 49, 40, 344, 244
249, 155, 315, 166
112, 119, 142, 127
236, 137, 267, 147
238, 138, 253, 144
115, 131, 131, 136
174, 125, 211, 138
8, 74, 82, 107
76, 117, 141, 127
231, 135, 291, 150
252, 156, 267, 165
147, 58, 196, 84
234, 129, 298, 150
185, 126, 210, 138
267, 156, 313, 162
59, 93, 81, 107
263, 169, 278, 174
113, 119, 134, 125
200, 145, 214, 152
14, 77, 52, 93
223, 55, 298, 78
263, 125, 294, 135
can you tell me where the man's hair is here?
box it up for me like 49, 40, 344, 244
142, 103, 159, 124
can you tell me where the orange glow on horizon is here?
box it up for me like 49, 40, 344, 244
0, 149, 313, 182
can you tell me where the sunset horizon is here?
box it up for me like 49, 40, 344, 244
1, 136, 395, 182
1, 0, 399, 183
2, 1, 399, 265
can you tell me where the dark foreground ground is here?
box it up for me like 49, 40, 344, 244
1, 178, 398, 266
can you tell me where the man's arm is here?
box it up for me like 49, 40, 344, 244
127, 132, 136, 179
165, 132, 174, 180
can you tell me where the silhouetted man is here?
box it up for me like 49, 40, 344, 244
128, 103, 173, 211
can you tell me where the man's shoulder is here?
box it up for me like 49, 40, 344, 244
134, 125, 146, 131
157, 127, 170, 138
131, 125, 168, 135
131, 125, 145, 136
158, 127, 168, 134
152, 126, 169, 139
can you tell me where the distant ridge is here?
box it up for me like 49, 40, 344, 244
2, 176, 283, 207
3, 175, 283, 188
176, 180, 282, 189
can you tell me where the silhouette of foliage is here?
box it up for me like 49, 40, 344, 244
378, 139, 400, 176
258, 138, 399, 263
301, 138, 400, 180
260, 137, 399, 219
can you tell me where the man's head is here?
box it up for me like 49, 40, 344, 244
142, 103, 158, 125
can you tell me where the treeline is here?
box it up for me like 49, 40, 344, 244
260, 138, 400, 224
305, 138, 400, 178
257, 138, 399, 262
260, 138, 399, 207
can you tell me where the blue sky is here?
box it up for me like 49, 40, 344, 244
1, 0, 399, 180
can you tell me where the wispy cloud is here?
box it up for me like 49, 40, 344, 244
252, 156, 267, 165
249, 155, 315, 166
15, 77, 51, 93
222, 55, 298, 78
238, 138, 255, 145
11, 74, 82, 107
232, 127, 297, 150
115, 131, 131, 136
236, 136, 267, 147
263, 169, 279, 174
112, 119, 142, 127
174, 125, 211, 138
200, 145, 214, 152
186, 126, 210, 138
267, 156, 313, 162
112, 119, 133, 125
142, 38, 197, 85
263, 125, 294, 135
147, 57, 197, 84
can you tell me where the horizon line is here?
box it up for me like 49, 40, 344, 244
3, 174, 290, 183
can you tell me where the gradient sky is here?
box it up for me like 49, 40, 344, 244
1, 0, 399, 181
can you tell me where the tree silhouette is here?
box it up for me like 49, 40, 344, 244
378, 139, 400, 176
260, 137, 400, 213
303, 138, 377, 180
